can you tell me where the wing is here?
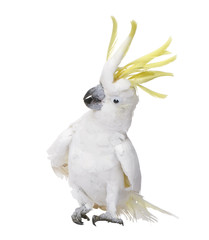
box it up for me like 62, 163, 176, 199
115, 137, 141, 192
47, 124, 76, 179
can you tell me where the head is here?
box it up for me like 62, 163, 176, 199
84, 79, 138, 132
83, 17, 175, 130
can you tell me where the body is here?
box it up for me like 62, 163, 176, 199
68, 110, 141, 214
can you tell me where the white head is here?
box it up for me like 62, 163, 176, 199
83, 17, 175, 132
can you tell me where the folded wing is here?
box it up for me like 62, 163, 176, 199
47, 125, 76, 179
115, 137, 141, 192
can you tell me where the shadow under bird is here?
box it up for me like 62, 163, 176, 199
48, 17, 176, 226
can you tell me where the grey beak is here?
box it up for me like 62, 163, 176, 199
83, 84, 105, 110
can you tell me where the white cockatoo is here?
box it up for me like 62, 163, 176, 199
48, 17, 176, 226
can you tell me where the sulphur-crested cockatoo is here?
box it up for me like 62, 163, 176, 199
48, 17, 176, 226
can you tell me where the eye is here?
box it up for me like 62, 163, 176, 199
113, 97, 120, 104
84, 95, 93, 104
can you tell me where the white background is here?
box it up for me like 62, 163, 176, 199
0, 0, 209, 239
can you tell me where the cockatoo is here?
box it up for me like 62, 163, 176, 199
48, 17, 176, 226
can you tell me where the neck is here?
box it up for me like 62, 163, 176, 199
93, 107, 134, 133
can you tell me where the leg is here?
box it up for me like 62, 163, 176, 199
92, 165, 124, 226
71, 186, 94, 225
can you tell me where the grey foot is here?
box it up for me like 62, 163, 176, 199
92, 212, 124, 226
71, 206, 90, 225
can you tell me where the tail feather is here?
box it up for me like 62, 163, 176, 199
118, 191, 175, 222
142, 197, 176, 217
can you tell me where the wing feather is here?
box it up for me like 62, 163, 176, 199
115, 137, 141, 192
47, 125, 75, 179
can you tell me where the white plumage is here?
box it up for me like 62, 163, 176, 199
48, 90, 172, 223
48, 17, 175, 225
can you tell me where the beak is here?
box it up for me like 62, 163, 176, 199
83, 84, 105, 110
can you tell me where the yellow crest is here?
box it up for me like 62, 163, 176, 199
107, 17, 176, 98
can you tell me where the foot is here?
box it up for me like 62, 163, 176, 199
71, 205, 90, 225
92, 212, 124, 226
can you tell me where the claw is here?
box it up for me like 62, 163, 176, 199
92, 213, 124, 226
92, 215, 99, 226
71, 215, 84, 225
81, 213, 90, 221
71, 205, 91, 225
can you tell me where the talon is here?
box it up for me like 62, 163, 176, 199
71, 205, 91, 225
92, 213, 124, 226
119, 219, 124, 226
92, 215, 98, 226
81, 213, 90, 221
71, 215, 84, 225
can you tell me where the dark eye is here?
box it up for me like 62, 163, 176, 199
84, 95, 93, 104
113, 98, 119, 104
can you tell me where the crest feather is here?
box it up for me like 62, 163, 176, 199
129, 71, 173, 84
103, 18, 176, 98
106, 16, 118, 60
113, 37, 176, 98
122, 20, 137, 58
138, 84, 167, 99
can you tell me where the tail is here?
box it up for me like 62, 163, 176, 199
118, 191, 176, 222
